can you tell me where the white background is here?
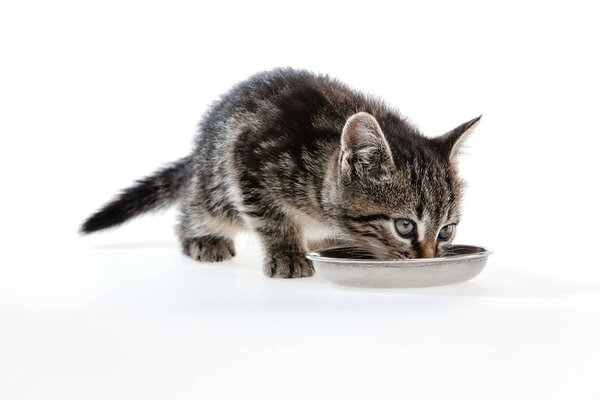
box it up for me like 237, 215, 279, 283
1, 0, 599, 398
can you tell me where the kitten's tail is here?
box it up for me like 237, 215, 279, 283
79, 156, 192, 234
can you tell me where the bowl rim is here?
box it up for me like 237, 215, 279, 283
306, 244, 493, 265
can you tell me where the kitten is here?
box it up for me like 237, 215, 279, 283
81, 68, 480, 278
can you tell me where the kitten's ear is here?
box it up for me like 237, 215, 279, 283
340, 112, 395, 180
436, 115, 482, 161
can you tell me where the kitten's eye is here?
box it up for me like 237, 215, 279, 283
394, 219, 415, 238
438, 224, 455, 241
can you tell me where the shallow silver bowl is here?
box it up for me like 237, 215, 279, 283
306, 245, 492, 288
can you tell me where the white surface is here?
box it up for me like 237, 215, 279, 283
1, 0, 600, 399
2, 236, 600, 400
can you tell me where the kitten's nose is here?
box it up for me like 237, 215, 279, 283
418, 242, 437, 258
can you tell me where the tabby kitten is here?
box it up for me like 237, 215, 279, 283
81, 68, 480, 278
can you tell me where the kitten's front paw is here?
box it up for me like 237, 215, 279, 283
264, 251, 314, 278
182, 236, 236, 262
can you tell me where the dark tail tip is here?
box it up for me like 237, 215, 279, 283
79, 204, 131, 234
79, 155, 191, 235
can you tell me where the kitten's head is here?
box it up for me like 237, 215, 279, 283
328, 112, 480, 259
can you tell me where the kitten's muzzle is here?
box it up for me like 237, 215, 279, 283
417, 242, 437, 258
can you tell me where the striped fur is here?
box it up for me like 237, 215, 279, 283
81, 68, 479, 278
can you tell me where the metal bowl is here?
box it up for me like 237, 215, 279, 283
306, 245, 492, 288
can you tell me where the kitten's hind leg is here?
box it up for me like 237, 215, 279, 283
181, 235, 236, 262
177, 212, 239, 262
